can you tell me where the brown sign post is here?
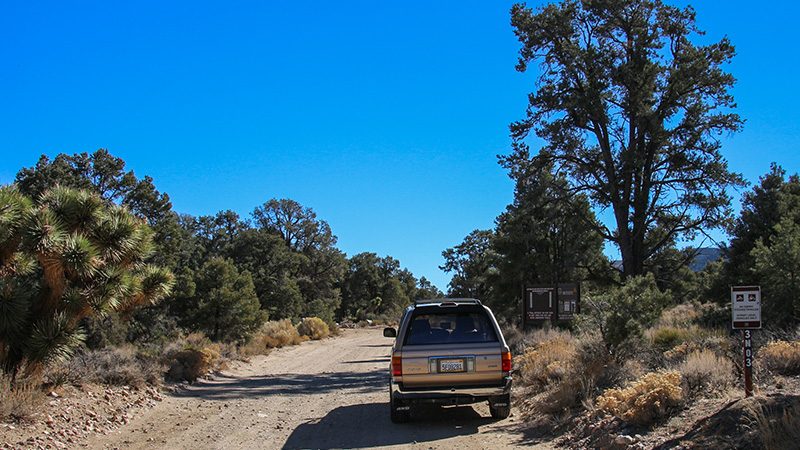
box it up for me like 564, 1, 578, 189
742, 329, 754, 397
732, 285, 761, 398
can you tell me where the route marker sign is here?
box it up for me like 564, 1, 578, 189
731, 285, 761, 329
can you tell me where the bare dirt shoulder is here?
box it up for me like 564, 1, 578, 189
85, 328, 552, 450
1, 384, 164, 449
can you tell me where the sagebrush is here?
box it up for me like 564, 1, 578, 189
678, 349, 734, 397
596, 371, 684, 425
241, 320, 305, 356
297, 317, 330, 340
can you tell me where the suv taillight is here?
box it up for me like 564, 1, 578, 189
392, 355, 402, 376
501, 351, 512, 373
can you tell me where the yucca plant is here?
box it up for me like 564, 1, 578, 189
0, 185, 174, 378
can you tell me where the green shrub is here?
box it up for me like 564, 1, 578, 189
579, 274, 671, 354
187, 258, 267, 343
649, 326, 694, 350
297, 317, 330, 340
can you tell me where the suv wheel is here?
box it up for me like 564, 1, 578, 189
489, 394, 511, 420
390, 389, 410, 423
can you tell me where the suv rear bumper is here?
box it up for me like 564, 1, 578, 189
391, 376, 512, 405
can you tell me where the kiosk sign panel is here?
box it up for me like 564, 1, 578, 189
731, 285, 761, 329
523, 283, 580, 326
557, 283, 580, 321
524, 286, 554, 325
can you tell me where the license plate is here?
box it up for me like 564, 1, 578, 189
438, 359, 465, 373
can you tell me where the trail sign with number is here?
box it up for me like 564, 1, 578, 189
731, 285, 761, 329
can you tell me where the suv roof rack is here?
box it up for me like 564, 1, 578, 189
413, 298, 482, 306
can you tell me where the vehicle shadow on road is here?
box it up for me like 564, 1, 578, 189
282, 402, 495, 449
173, 370, 386, 400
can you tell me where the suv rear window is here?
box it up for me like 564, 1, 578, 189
403, 310, 498, 345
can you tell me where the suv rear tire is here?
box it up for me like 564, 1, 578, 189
390, 389, 410, 423
489, 394, 511, 420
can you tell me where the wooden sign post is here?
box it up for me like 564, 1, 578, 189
742, 329, 754, 397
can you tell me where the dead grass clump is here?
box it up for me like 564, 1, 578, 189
54, 346, 163, 387
760, 340, 800, 375
596, 371, 684, 425
165, 346, 220, 382
678, 349, 734, 397
0, 374, 45, 421
518, 331, 620, 416
515, 332, 577, 388
750, 400, 800, 449
241, 320, 305, 356
163, 333, 223, 382
662, 332, 730, 363
657, 303, 701, 328
297, 317, 330, 340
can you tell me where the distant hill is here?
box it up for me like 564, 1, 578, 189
611, 247, 725, 273
688, 247, 724, 272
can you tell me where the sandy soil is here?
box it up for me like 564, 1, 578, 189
86, 328, 552, 450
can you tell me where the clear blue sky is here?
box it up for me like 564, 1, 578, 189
1, 1, 799, 290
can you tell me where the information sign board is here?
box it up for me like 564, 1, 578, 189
523, 283, 580, 326
731, 285, 761, 329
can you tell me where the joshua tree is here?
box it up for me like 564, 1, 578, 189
0, 185, 173, 378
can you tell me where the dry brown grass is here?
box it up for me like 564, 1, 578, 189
165, 346, 220, 382
297, 317, 330, 340
241, 320, 305, 356
0, 374, 45, 421
515, 332, 577, 388
760, 340, 800, 375
657, 303, 701, 328
161, 333, 224, 382
48, 345, 164, 388
515, 330, 623, 416
596, 371, 684, 426
749, 400, 800, 449
678, 349, 735, 397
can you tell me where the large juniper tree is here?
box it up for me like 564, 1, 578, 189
509, 0, 744, 277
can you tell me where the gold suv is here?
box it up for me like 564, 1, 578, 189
383, 299, 512, 423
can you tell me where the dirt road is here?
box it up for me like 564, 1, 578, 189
88, 328, 551, 450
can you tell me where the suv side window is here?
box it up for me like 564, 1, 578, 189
404, 310, 498, 345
